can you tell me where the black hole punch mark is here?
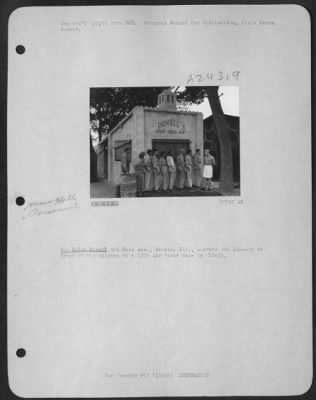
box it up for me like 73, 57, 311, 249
16, 196, 25, 206
16, 45, 25, 55
16, 348, 26, 358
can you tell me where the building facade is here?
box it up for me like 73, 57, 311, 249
108, 90, 204, 185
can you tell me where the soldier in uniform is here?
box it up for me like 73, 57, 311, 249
202, 149, 216, 191
159, 151, 169, 191
121, 148, 130, 174
144, 149, 153, 191
133, 152, 146, 197
193, 149, 202, 187
184, 149, 193, 188
152, 149, 161, 191
176, 149, 185, 189
166, 150, 176, 191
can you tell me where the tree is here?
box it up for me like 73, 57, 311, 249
177, 86, 234, 193
204, 86, 234, 194
91, 87, 168, 140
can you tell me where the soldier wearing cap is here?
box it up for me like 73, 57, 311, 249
144, 149, 153, 191
152, 149, 161, 191
133, 152, 146, 197
193, 148, 202, 187
202, 149, 216, 191
184, 149, 193, 188
121, 148, 130, 174
166, 150, 176, 190
159, 151, 169, 191
176, 149, 185, 189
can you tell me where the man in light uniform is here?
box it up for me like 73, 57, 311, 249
152, 149, 161, 191
176, 149, 185, 189
202, 149, 216, 191
193, 148, 202, 187
133, 152, 146, 197
159, 151, 169, 191
166, 151, 176, 190
121, 148, 130, 174
144, 149, 153, 191
184, 149, 193, 188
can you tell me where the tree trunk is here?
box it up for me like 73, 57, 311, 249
205, 86, 233, 194
90, 134, 98, 182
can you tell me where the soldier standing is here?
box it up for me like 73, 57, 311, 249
144, 149, 153, 191
166, 151, 176, 190
121, 148, 130, 174
193, 149, 202, 187
176, 149, 185, 189
159, 152, 169, 191
152, 149, 161, 191
133, 152, 146, 197
202, 149, 216, 191
184, 149, 193, 188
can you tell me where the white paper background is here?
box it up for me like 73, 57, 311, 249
8, 5, 312, 397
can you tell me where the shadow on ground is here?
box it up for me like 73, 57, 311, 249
90, 180, 240, 198
142, 187, 221, 197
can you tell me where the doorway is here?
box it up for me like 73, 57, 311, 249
152, 139, 191, 155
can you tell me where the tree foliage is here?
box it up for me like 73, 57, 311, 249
90, 87, 165, 140
204, 86, 233, 194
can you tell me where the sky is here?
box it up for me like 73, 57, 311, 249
188, 86, 239, 119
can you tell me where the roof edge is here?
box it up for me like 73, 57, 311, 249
109, 106, 138, 136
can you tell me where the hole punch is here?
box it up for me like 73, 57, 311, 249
16, 348, 26, 358
16, 196, 25, 206
16, 45, 25, 55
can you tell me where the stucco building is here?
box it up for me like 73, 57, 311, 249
107, 89, 204, 185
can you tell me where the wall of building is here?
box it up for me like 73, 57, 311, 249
108, 112, 137, 184
109, 107, 204, 185
144, 109, 203, 152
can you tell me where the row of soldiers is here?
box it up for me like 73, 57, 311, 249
121, 148, 216, 197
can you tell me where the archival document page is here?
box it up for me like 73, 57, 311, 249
7, 5, 312, 397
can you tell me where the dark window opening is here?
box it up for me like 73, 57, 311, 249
114, 140, 131, 162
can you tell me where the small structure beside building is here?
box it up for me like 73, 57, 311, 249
107, 89, 204, 185
93, 136, 108, 180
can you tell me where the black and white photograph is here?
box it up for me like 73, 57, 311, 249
90, 86, 240, 198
